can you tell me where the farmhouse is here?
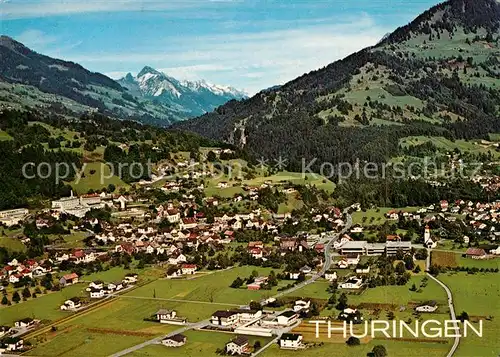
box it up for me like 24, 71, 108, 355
59, 272, 79, 286
14, 318, 36, 328
324, 271, 337, 281
211, 310, 240, 327
89, 287, 106, 299
161, 334, 187, 347
415, 301, 438, 313
293, 300, 311, 313
60, 297, 81, 310
279, 333, 303, 350
465, 248, 487, 259
276, 311, 299, 326
181, 264, 197, 275
340, 277, 363, 289
225, 336, 250, 355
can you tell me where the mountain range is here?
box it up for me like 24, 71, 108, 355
0, 37, 246, 126
117, 66, 247, 118
175, 0, 500, 170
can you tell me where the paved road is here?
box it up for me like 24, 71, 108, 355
426, 272, 460, 357
108, 320, 209, 357
267, 208, 353, 301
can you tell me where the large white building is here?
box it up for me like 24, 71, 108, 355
0, 208, 29, 226
51, 191, 104, 218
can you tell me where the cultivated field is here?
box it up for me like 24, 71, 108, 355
127, 330, 271, 357
439, 272, 500, 357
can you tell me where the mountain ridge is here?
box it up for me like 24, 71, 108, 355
174, 0, 500, 169
0, 37, 246, 126
117, 66, 247, 117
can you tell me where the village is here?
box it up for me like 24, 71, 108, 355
1, 179, 499, 355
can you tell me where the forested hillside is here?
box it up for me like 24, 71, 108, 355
176, 0, 500, 170
0, 108, 217, 209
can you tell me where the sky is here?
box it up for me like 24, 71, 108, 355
0, 0, 441, 94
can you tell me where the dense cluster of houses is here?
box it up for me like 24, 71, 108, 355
1, 258, 51, 284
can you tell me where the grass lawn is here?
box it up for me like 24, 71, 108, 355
25, 267, 276, 357
439, 272, 500, 357
244, 171, 335, 193
68, 162, 129, 194
0, 237, 26, 252
125, 266, 282, 309
0, 266, 160, 326
348, 275, 446, 306
456, 256, 500, 269
0, 130, 13, 141
26, 327, 157, 357
400, 136, 500, 157
260, 340, 449, 357
128, 330, 270, 357
48, 231, 89, 248
287, 275, 446, 309
352, 207, 420, 225
0, 283, 85, 326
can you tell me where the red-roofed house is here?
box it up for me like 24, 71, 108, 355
181, 264, 197, 275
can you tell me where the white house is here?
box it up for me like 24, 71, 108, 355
415, 302, 438, 313
89, 288, 106, 299
181, 264, 197, 275
211, 310, 239, 327
161, 334, 186, 347
156, 309, 177, 323
225, 336, 250, 355
293, 300, 311, 313
279, 334, 303, 350
14, 318, 36, 328
60, 297, 82, 310
340, 277, 363, 289
276, 311, 298, 326
324, 271, 338, 281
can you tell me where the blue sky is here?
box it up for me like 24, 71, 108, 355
1, 0, 440, 94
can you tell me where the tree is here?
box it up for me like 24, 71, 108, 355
12, 291, 20, 303
395, 261, 406, 274
230, 277, 244, 288
107, 183, 116, 193
249, 301, 262, 311
409, 283, 417, 291
207, 150, 217, 162
458, 311, 469, 322
337, 292, 348, 310
372, 345, 388, 357
346, 336, 360, 346
1, 295, 9, 305
22, 286, 31, 299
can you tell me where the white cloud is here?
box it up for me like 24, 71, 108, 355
0, 0, 225, 19
16, 29, 58, 47
81, 14, 389, 94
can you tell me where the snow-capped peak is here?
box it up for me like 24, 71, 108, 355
117, 66, 247, 116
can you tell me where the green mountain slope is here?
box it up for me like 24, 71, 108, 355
176, 0, 500, 169
0, 37, 245, 127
